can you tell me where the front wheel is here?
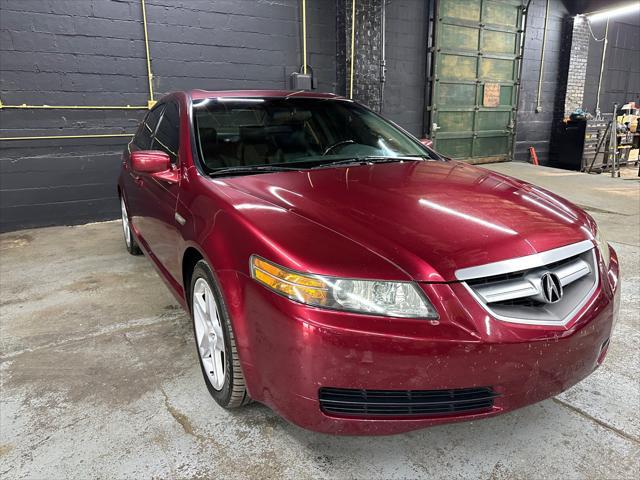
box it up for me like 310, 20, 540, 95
120, 195, 142, 255
190, 260, 250, 408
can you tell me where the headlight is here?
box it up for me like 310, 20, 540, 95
595, 228, 610, 268
250, 256, 438, 319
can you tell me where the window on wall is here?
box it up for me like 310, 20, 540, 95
133, 105, 165, 150
153, 101, 180, 163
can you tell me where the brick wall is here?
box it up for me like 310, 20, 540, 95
0, 0, 336, 232
564, 16, 590, 114
336, 0, 383, 112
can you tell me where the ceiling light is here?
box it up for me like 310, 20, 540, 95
587, 3, 640, 22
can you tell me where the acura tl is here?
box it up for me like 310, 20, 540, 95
118, 90, 620, 435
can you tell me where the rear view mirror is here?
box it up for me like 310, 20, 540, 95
131, 150, 171, 174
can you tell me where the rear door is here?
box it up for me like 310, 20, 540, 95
430, 0, 523, 162
135, 100, 183, 282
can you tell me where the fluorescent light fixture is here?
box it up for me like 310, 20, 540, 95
193, 97, 266, 107
216, 97, 265, 103
587, 3, 640, 22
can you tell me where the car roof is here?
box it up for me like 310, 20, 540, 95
187, 89, 345, 101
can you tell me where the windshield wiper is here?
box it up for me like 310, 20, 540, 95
208, 165, 301, 177
311, 155, 426, 169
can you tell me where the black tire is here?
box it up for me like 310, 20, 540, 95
120, 195, 142, 256
190, 260, 250, 408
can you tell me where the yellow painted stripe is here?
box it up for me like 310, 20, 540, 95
0, 104, 148, 110
141, 0, 155, 104
302, 0, 307, 74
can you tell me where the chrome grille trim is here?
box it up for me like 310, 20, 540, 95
459, 242, 599, 327
472, 257, 591, 304
455, 240, 595, 281
557, 258, 591, 286
474, 279, 538, 303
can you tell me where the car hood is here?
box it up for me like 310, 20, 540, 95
224, 160, 593, 281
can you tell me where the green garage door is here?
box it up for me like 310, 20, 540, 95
430, 0, 524, 162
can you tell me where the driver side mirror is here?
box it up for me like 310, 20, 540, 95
131, 150, 180, 184
131, 150, 171, 173
419, 138, 433, 148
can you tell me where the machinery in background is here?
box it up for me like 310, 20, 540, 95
556, 102, 639, 175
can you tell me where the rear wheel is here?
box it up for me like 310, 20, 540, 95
120, 195, 142, 255
190, 260, 250, 408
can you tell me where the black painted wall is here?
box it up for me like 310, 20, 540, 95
514, 0, 573, 164
3, 0, 631, 232
583, 12, 640, 115
0, 0, 336, 232
514, 0, 639, 164
382, 0, 428, 137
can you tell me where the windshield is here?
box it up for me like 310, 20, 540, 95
192, 97, 436, 174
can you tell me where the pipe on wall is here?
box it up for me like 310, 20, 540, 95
302, 0, 308, 74
349, 0, 356, 99
379, 0, 387, 112
0, 103, 148, 110
140, 0, 156, 108
535, 0, 551, 113
510, 0, 531, 160
422, 0, 436, 137
0, 133, 134, 141
595, 18, 609, 117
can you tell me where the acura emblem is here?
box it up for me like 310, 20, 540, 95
541, 272, 563, 303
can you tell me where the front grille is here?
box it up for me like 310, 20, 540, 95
319, 387, 498, 417
463, 247, 597, 326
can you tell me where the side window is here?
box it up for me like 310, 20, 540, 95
132, 105, 164, 150
152, 101, 180, 163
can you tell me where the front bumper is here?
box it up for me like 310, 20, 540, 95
219, 247, 620, 435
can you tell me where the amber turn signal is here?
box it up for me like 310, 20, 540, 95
250, 256, 329, 306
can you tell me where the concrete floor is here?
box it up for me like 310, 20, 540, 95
1, 164, 638, 479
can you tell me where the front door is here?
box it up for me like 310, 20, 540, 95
430, 0, 524, 162
126, 104, 165, 238
136, 100, 183, 283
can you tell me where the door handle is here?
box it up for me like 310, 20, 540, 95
174, 212, 186, 226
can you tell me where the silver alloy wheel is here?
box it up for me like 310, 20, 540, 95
193, 277, 226, 390
121, 197, 131, 248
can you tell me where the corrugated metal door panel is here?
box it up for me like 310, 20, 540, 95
431, 0, 524, 162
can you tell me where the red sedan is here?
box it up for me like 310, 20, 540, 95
118, 90, 620, 435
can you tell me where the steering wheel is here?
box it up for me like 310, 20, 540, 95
322, 139, 355, 156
